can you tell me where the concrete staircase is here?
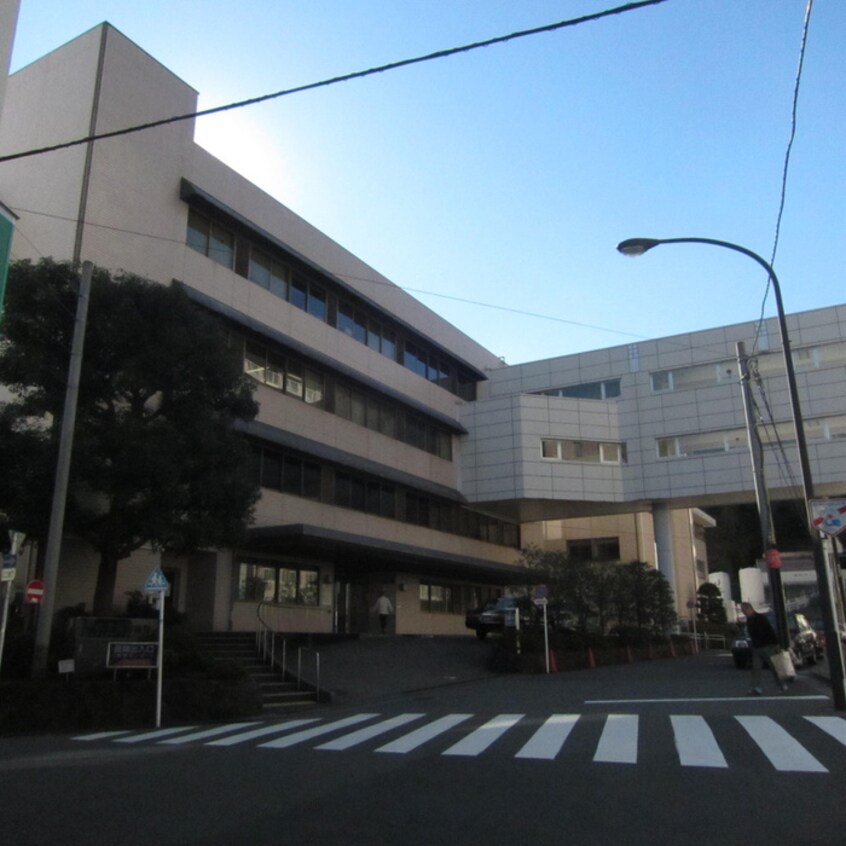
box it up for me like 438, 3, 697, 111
196, 632, 319, 712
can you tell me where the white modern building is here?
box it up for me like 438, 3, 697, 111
2, 23, 844, 637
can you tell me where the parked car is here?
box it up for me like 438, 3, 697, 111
465, 596, 539, 640
465, 599, 497, 634
731, 611, 820, 668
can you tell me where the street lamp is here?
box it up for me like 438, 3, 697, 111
617, 236, 846, 710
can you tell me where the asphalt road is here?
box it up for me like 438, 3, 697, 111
2, 649, 844, 846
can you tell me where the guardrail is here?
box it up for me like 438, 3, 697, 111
685, 632, 728, 649
255, 601, 321, 697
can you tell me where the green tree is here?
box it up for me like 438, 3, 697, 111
614, 561, 677, 635
0, 259, 260, 614
697, 582, 727, 624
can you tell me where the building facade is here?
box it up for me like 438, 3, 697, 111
2, 24, 844, 637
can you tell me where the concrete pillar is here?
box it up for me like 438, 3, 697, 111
653, 504, 676, 599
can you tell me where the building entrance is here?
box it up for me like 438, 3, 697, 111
334, 576, 369, 634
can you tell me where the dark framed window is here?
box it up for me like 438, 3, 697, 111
238, 561, 319, 606
567, 537, 620, 561
307, 286, 326, 321
338, 302, 367, 343
249, 248, 289, 299
290, 277, 308, 310
188, 204, 482, 401
261, 453, 282, 489
186, 209, 234, 268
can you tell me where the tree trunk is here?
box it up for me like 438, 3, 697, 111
92, 551, 121, 616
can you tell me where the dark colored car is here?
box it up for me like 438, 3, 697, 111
465, 596, 539, 640
465, 599, 497, 634
731, 611, 821, 668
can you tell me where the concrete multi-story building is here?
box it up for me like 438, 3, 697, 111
462, 310, 846, 617
2, 23, 844, 637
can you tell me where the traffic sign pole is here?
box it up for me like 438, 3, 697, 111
145, 566, 170, 727
0, 542, 20, 677
156, 586, 165, 728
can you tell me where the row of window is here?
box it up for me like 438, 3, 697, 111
541, 438, 628, 465
651, 341, 846, 394
540, 413, 846, 465
539, 379, 621, 400
237, 561, 320, 605
567, 537, 621, 562
656, 414, 846, 458
187, 207, 478, 400
419, 582, 500, 615
242, 336, 452, 460
254, 445, 519, 547
535, 342, 846, 403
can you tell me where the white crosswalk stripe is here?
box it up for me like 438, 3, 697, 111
736, 716, 828, 773
376, 713, 473, 754
805, 715, 846, 746
671, 715, 728, 768
442, 714, 524, 757
206, 718, 319, 747
317, 713, 425, 751
259, 713, 379, 749
594, 713, 638, 764
70, 712, 846, 773
515, 714, 580, 760
73, 730, 133, 741
115, 726, 197, 744
160, 722, 258, 745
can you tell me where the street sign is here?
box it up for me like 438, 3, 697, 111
107, 641, 159, 669
1, 553, 15, 582
144, 567, 170, 594
25, 579, 44, 604
532, 584, 548, 606
810, 499, 846, 537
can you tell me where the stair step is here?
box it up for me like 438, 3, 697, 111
262, 700, 318, 711
258, 683, 299, 693
262, 688, 316, 700
196, 631, 320, 712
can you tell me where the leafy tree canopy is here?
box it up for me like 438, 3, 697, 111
518, 545, 677, 635
0, 259, 260, 614
697, 582, 727, 623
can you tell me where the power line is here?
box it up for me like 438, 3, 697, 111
0, 1, 669, 165
8, 202, 814, 361
752, 0, 814, 354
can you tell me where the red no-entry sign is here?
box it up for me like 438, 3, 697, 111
25, 579, 45, 604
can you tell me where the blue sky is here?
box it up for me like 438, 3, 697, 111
8, 1, 845, 364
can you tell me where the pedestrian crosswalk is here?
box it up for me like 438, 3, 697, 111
72, 712, 846, 773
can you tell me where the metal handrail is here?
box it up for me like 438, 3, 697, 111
256, 600, 319, 696
685, 631, 727, 649
297, 646, 320, 694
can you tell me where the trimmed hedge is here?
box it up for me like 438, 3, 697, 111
492, 627, 697, 674
0, 673, 263, 735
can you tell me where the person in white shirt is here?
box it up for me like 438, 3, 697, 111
372, 591, 394, 634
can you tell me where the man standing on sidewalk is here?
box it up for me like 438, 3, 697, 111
741, 602, 786, 694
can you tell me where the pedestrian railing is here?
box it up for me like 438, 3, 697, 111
685, 631, 727, 649
255, 600, 321, 697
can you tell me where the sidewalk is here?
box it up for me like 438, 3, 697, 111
299, 635, 497, 704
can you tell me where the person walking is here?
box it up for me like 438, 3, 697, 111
372, 591, 394, 634
741, 601, 787, 694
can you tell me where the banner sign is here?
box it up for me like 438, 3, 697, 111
107, 641, 159, 668
810, 499, 846, 537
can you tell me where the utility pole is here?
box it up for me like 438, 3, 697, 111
32, 261, 93, 677
737, 341, 789, 649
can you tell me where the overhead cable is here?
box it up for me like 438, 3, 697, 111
0, 1, 669, 164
